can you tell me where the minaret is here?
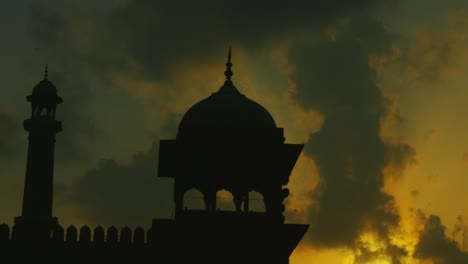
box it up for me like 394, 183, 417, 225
14, 66, 62, 241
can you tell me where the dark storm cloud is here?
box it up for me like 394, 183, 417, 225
26, 3, 61, 51
68, 115, 178, 227
22, 0, 393, 227
47, 0, 390, 83
354, 244, 407, 264
399, 21, 467, 83
385, 143, 417, 178
22, 0, 419, 256
0, 112, 21, 156
452, 216, 468, 250
415, 215, 468, 264
24, 0, 391, 157
48, 70, 97, 160
288, 13, 415, 254
70, 141, 173, 228
410, 189, 420, 198
25, 3, 97, 160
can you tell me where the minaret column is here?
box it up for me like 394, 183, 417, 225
14, 66, 62, 242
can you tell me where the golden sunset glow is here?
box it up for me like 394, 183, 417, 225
1, 0, 468, 263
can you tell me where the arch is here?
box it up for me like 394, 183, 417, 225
245, 191, 266, 212
34, 106, 41, 117
51, 106, 56, 118
39, 106, 46, 116
216, 189, 235, 211
183, 188, 205, 210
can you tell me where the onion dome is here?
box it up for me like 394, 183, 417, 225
27, 65, 62, 105
177, 48, 280, 143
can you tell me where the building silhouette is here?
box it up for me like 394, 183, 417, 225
0, 50, 308, 263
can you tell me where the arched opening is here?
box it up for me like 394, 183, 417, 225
183, 188, 205, 210
34, 107, 41, 117
216, 189, 235, 211
244, 191, 265, 212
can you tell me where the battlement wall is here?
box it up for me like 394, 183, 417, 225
0, 223, 147, 245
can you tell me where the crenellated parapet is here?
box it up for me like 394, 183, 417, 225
0, 223, 147, 245
0, 223, 157, 262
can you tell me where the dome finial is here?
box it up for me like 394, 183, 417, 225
224, 47, 233, 80
44, 64, 48, 80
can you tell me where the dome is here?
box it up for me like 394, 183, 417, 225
176, 49, 282, 142
27, 66, 62, 105
32, 79, 57, 96
178, 80, 276, 138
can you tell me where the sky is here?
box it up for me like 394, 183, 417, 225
0, 0, 468, 263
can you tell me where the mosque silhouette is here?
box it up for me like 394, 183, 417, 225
0, 49, 308, 263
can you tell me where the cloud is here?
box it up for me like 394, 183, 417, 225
25, 3, 98, 161
0, 111, 23, 223
384, 143, 417, 179
49, 71, 98, 161
109, 0, 386, 72
397, 10, 468, 83
410, 189, 420, 198
423, 128, 438, 142
414, 214, 468, 264
22, 0, 417, 255
23, 0, 392, 160
452, 216, 468, 251
286, 13, 416, 259
21, 0, 393, 226
25, 0, 391, 88
0, 111, 21, 157
462, 152, 468, 163
68, 141, 173, 228
63, 110, 179, 227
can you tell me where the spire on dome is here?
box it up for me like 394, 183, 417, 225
30, 64, 59, 98
217, 47, 240, 95
44, 64, 48, 80
224, 47, 233, 80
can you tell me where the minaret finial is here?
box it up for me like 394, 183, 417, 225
44, 64, 48, 80
224, 47, 233, 80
